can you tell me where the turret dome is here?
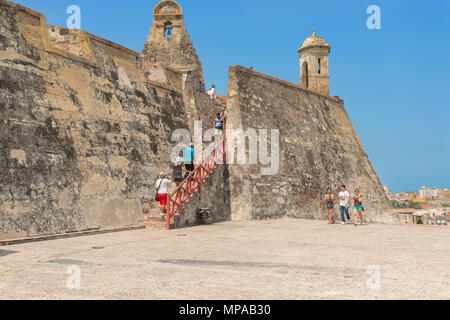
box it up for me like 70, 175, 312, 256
298, 29, 330, 53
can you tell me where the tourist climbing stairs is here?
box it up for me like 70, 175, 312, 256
166, 136, 226, 229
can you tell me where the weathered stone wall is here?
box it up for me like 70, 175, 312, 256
226, 66, 397, 224
179, 69, 224, 133
192, 89, 225, 132
0, 1, 189, 239
140, 62, 170, 86
47, 26, 88, 60
165, 66, 183, 92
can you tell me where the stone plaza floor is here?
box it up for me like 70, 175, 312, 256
0, 219, 448, 300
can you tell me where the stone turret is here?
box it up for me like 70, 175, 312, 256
298, 29, 331, 96
141, 0, 203, 76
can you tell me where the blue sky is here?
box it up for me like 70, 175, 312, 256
14, 0, 450, 193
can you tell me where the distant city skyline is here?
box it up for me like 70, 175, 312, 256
390, 184, 450, 195
13, 0, 450, 193
389, 186, 450, 195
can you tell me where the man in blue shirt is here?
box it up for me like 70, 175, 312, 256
184, 143, 195, 179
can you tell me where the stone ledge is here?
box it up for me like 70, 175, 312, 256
84, 30, 140, 58
0, 225, 146, 246
145, 79, 175, 92
0, 0, 41, 18
165, 65, 184, 75
230, 65, 344, 104
2, 0, 140, 67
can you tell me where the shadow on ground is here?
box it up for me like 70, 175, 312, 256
0, 249, 18, 257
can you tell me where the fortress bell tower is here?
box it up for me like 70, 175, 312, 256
298, 29, 331, 96
142, 0, 203, 73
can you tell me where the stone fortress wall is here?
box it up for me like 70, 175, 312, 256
0, 0, 192, 239
0, 0, 396, 240
226, 66, 397, 223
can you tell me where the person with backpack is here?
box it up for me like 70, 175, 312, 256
171, 160, 184, 187
155, 172, 172, 221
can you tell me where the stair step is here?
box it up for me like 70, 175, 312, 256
141, 212, 167, 227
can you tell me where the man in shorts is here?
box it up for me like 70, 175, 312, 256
155, 172, 172, 221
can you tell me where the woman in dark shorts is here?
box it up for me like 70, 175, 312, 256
323, 188, 336, 224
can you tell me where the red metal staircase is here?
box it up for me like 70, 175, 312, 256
166, 136, 226, 230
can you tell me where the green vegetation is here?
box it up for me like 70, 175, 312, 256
409, 202, 423, 209
441, 203, 450, 208
392, 201, 407, 209
391, 201, 424, 209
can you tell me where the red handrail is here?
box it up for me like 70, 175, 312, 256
166, 136, 226, 229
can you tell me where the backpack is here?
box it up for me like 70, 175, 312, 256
155, 179, 163, 201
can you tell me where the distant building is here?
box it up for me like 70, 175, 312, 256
396, 207, 448, 225
419, 186, 439, 199
441, 188, 450, 199
412, 197, 426, 203
393, 192, 417, 202
395, 208, 415, 224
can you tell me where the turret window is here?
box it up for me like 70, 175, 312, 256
164, 22, 173, 38
318, 58, 321, 74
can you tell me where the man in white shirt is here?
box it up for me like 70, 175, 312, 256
338, 185, 351, 224
155, 172, 172, 220
208, 84, 217, 99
